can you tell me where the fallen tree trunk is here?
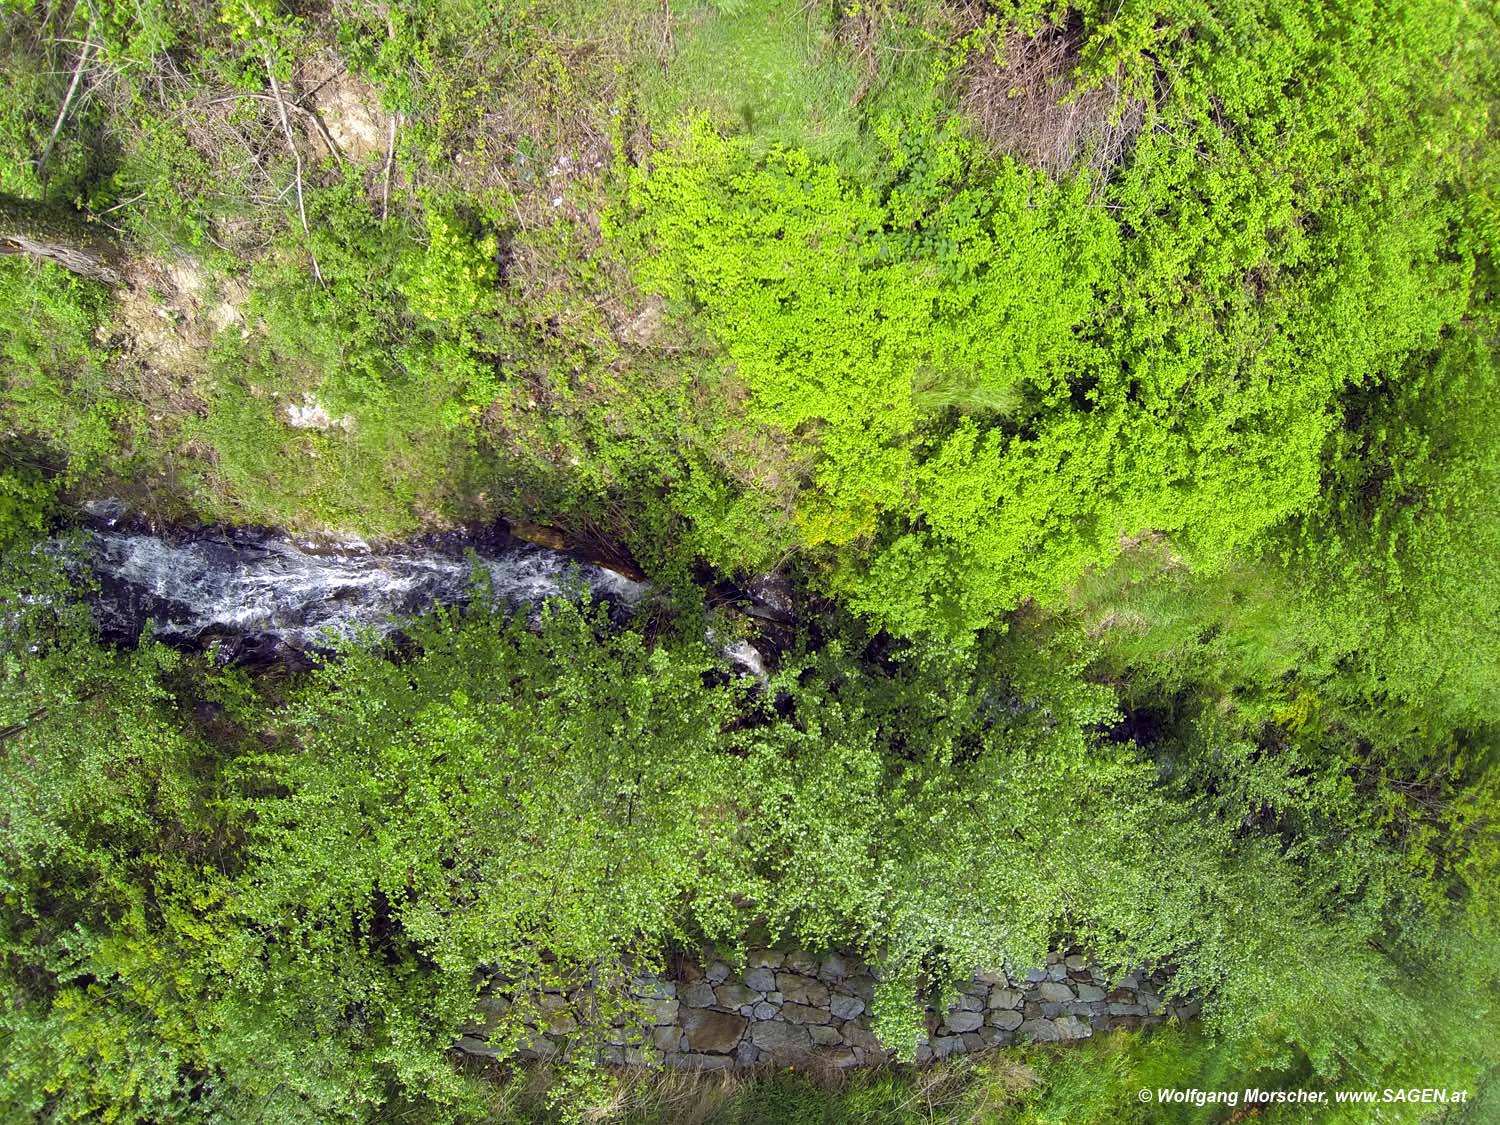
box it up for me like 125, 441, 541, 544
0, 194, 123, 284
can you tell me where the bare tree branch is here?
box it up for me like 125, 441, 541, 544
37, 35, 94, 183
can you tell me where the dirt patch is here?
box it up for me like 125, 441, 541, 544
301, 58, 391, 163
959, 13, 1143, 179
108, 256, 248, 381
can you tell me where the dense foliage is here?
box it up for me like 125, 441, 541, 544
2, 0, 1498, 1120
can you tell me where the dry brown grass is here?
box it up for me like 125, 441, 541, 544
957, 10, 1143, 180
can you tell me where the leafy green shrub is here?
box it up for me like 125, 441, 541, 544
400, 207, 501, 326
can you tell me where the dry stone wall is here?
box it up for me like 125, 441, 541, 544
456, 949, 1199, 1070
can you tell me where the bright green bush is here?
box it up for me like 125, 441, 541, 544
611, 0, 1495, 639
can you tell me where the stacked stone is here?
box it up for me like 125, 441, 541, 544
456, 948, 1200, 1069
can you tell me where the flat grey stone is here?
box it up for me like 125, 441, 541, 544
632, 977, 675, 1000
810, 1024, 842, 1045
1064, 954, 1087, 970
678, 980, 717, 1008
987, 988, 1022, 1009
955, 993, 985, 1012
745, 967, 777, 992
1022, 967, 1047, 983
841, 1022, 885, 1054
827, 1045, 859, 1068
751, 1002, 778, 1020
1038, 981, 1074, 1003
747, 950, 784, 969
1046, 965, 1068, 982
641, 998, 679, 1025
987, 1009, 1023, 1031
705, 962, 731, 984
785, 951, 820, 975
930, 1035, 966, 1059
943, 1010, 984, 1033
751, 1020, 812, 1057
776, 973, 829, 1006
781, 1002, 830, 1025
829, 994, 865, 1020
1076, 983, 1106, 1002
455, 1035, 502, 1058
818, 953, 848, 983
682, 1008, 748, 1053
650, 1024, 681, 1052
1055, 1016, 1092, 1040
1018, 1018, 1062, 1042
715, 983, 760, 1008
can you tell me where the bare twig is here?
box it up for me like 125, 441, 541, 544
207, 93, 344, 168
380, 111, 398, 220
37, 35, 94, 182
265, 57, 321, 281
303, 106, 344, 170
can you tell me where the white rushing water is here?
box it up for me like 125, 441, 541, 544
83, 525, 650, 656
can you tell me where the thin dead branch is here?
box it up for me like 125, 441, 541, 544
381, 111, 398, 221
37, 33, 94, 182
